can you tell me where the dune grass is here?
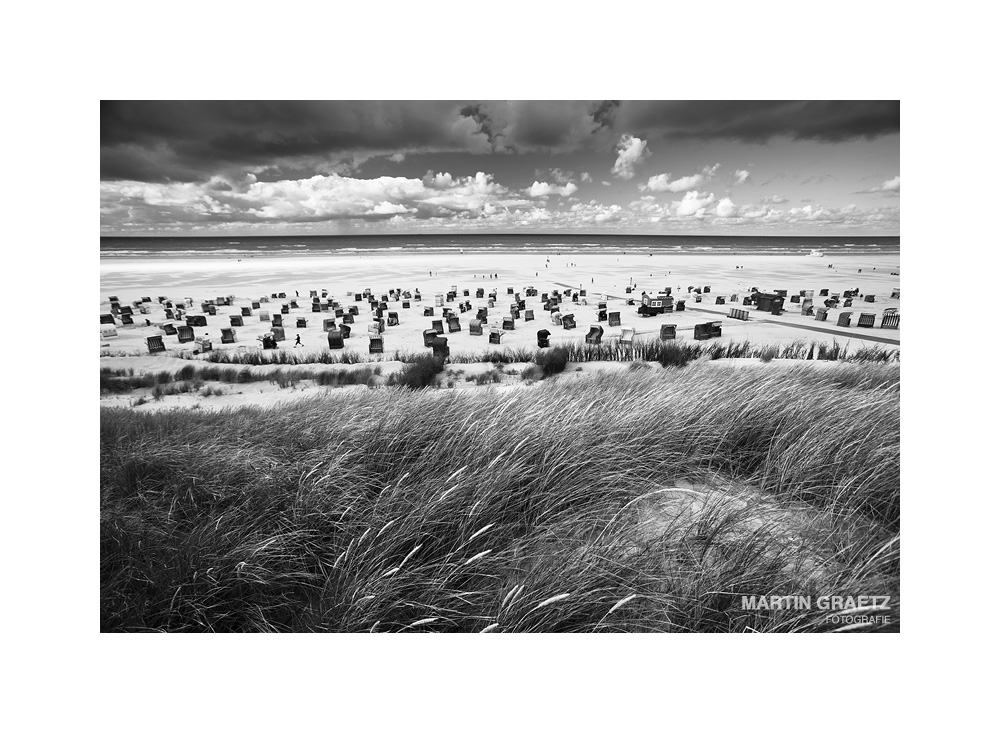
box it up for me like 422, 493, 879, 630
101, 361, 899, 632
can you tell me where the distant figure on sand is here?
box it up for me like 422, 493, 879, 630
294, 334, 302, 347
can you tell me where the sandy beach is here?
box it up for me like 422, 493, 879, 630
101, 250, 900, 360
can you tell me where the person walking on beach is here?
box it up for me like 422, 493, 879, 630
294, 334, 302, 347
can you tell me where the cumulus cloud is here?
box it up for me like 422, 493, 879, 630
760, 194, 789, 204
715, 198, 739, 218
388, 153, 406, 163
581, 172, 592, 182
611, 134, 650, 180
525, 181, 579, 197
673, 191, 716, 217
856, 175, 900, 195
733, 169, 750, 185
643, 164, 720, 193
601, 181, 611, 186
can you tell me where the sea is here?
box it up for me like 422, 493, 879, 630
100, 233, 899, 259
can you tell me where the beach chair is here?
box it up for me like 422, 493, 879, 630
143, 335, 166, 354
586, 324, 604, 344
462, 289, 470, 297
676, 301, 686, 312
608, 311, 621, 327
432, 336, 450, 359
620, 327, 635, 348
524, 309, 534, 322
447, 315, 460, 332
435, 294, 444, 307
195, 336, 213, 352
342, 313, 355, 324
402, 300, 411, 309
477, 307, 489, 322
836, 312, 853, 328
864, 294, 876, 303
100, 313, 115, 325
813, 307, 828, 322
422, 329, 438, 347
469, 319, 483, 335
423, 306, 434, 317
431, 319, 444, 335
790, 295, 800, 304
743, 296, 753, 306
597, 308, 607, 322
488, 326, 502, 345
710, 322, 722, 338
693, 323, 710, 340
293, 317, 307, 329
704, 286, 712, 294
880, 312, 900, 329
201, 301, 212, 313
858, 313, 876, 328
161, 323, 177, 336
819, 289, 829, 297
532, 328, 549, 348
446, 292, 455, 302
844, 298, 854, 308
312, 303, 322, 312
225, 315, 241, 328
551, 311, 563, 326
322, 318, 337, 332
186, 315, 208, 327
328, 330, 345, 349
728, 307, 749, 321
258, 310, 270, 322
562, 314, 577, 329
337, 323, 351, 340
503, 315, 515, 331
119, 306, 134, 316
659, 324, 677, 340
220, 328, 236, 344
716, 296, 727, 305
100, 326, 118, 340
695, 295, 703, 303
387, 312, 400, 327
488, 298, 496, 308
280, 305, 290, 315
368, 337, 384, 354
177, 325, 195, 343
730, 294, 739, 303
272, 315, 283, 328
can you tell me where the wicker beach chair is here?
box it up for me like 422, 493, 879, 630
620, 327, 635, 347
489, 326, 502, 344
537, 329, 550, 347
660, 324, 677, 340
448, 315, 460, 332
503, 315, 515, 331
221, 328, 236, 344
145, 335, 166, 353
586, 324, 604, 344
728, 308, 749, 321
858, 313, 876, 328
328, 330, 345, 349
230, 315, 244, 327
562, 314, 577, 329
837, 312, 853, 328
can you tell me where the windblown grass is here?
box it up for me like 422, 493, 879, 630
101, 361, 899, 632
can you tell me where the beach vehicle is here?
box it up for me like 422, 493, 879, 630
659, 324, 676, 340
586, 324, 604, 344
755, 293, 784, 313
145, 335, 166, 354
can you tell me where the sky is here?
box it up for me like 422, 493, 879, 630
100, 101, 899, 237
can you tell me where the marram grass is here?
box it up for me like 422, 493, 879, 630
101, 361, 899, 632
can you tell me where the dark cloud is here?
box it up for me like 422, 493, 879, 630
617, 101, 898, 142
588, 100, 620, 130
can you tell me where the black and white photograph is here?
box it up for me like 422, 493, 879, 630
99, 99, 901, 633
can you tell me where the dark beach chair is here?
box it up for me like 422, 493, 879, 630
562, 314, 577, 329
119, 306, 134, 316
716, 296, 726, 305
477, 307, 489, 322
597, 309, 607, 322
145, 335, 166, 353
221, 328, 236, 344
489, 326, 502, 344
328, 330, 345, 349
709, 322, 722, 338
432, 319, 444, 335
339, 323, 352, 339
844, 298, 854, 308
187, 315, 208, 327
503, 315, 515, 331
388, 312, 400, 326
676, 301, 686, 312
659, 324, 677, 340
272, 315, 283, 328
586, 324, 604, 344
229, 315, 244, 328
704, 286, 712, 294
836, 311, 852, 327
281, 305, 290, 315
814, 307, 828, 321
536, 328, 550, 348
432, 336, 450, 358
297, 317, 308, 328
524, 309, 534, 321
858, 313, 876, 328
177, 325, 195, 343
790, 295, 800, 304
448, 315, 460, 332
469, 319, 483, 335
864, 295, 876, 303
323, 318, 338, 332
819, 289, 829, 296
312, 303, 322, 313
278, 292, 286, 299
369, 337, 384, 354
609, 311, 621, 327
743, 296, 753, 306
423, 329, 438, 347
343, 313, 355, 324
271, 327, 285, 342
693, 323, 711, 340
162, 323, 177, 336
880, 312, 900, 329
728, 308, 749, 321
402, 300, 411, 309
424, 307, 434, 317
100, 313, 115, 325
